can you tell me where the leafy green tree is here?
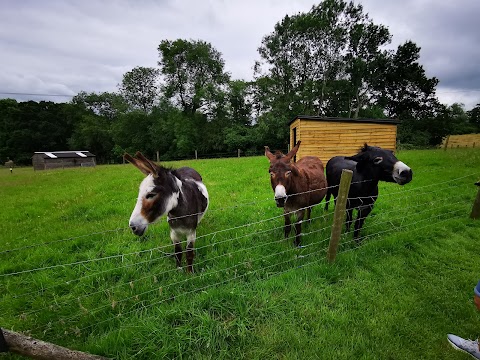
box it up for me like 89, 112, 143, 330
69, 91, 127, 162
118, 66, 160, 113
148, 100, 181, 159
0, 99, 20, 163
343, 3, 391, 118
467, 103, 480, 130
378, 41, 440, 119
226, 80, 254, 126
255, 0, 360, 119
254, 0, 440, 145
111, 111, 153, 156
398, 103, 478, 148
68, 113, 114, 163
72, 91, 127, 120
158, 39, 230, 115
0, 100, 80, 164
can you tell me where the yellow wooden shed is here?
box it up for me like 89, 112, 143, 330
289, 115, 400, 162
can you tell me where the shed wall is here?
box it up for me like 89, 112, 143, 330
441, 133, 480, 149
32, 156, 96, 170
32, 154, 46, 171
290, 119, 397, 162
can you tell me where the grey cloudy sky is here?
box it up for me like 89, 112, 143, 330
1, 0, 479, 109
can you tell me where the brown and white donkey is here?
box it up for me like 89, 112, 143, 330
124, 152, 209, 273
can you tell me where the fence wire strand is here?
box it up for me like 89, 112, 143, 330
0, 171, 478, 341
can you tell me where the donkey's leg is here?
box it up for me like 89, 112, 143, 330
306, 206, 312, 223
185, 230, 196, 274
284, 211, 292, 238
354, 204, 374, 242
324, 190, 331, 211
294, 209, 305, 247
170, 229, 183, 269
345, 208, 354, 232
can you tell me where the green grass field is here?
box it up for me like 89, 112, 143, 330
1, 148, 480, 359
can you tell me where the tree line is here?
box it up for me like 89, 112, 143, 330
1, 0, 479, 165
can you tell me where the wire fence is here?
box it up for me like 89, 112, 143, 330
0, 171, 478, 344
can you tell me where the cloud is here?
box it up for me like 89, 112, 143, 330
358, 0, 480, 108
1, 0, 479, 109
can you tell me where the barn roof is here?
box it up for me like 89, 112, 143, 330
288, 115, 401, 126
33, 151, 96, 159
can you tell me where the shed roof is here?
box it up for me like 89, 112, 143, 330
288, 115, 401, 126
33, 151, 96, 159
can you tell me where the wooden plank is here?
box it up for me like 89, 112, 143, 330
301, 137, 397, 143
2, 329, 110, 360
301, 133, 395, 139
302, 121, 396, 130
301, 131, 396, 137
301, 143, 397, 150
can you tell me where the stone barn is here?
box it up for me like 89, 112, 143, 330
289, 115, 400, 162
32, 151, 96, 171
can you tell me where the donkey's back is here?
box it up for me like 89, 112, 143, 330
174, 167, 203, 182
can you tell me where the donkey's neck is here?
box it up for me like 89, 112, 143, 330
355, 165, 381, 191
163, 173, 183, 215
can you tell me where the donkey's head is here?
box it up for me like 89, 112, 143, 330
265, 141, 301, 207
124, 152, 182, 236
345, 144, 413, 185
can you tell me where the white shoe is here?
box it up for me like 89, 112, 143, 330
448, 334, 480, 359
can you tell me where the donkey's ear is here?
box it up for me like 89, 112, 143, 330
345, 152, 366, 163
124, 152, 156, 176
135, 152, 160, 172
265, 146, 276, 162
283, 141, 301, 163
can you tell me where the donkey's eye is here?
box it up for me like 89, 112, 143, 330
270, 172, 275, 178
145, 192, 157, 199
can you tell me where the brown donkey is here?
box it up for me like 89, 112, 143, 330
265, 141, 327, 246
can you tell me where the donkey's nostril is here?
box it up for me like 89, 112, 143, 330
275, 197, 286, 207
400, 169, 413, 182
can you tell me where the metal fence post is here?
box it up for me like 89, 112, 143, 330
327, 169, 353, 263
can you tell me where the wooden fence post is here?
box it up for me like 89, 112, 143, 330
443, 135, 450, 151
156, 151, 160, 162
470, 181, 480, 220
327, 169, 353, 263
238, 149, 241, 158
1, 328, 109, 360
195, 150, 198, 160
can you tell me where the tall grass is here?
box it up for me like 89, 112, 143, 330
1, 148, 479, 359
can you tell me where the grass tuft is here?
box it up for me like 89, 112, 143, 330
1, 148, 479, 359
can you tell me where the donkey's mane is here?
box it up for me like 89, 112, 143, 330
359, 143, 370, 152
274, 151, 285, 159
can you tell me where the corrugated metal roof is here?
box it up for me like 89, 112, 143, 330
34, 151, 96, 159
288, 115, 401, 126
